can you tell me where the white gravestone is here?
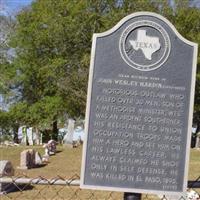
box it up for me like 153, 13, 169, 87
27, 127, 33, 145
63, 119, 75, 148
35, 151, 43, 165
34, 128, 43, 145
42, 144, 50, 162
21, 126, 27, 145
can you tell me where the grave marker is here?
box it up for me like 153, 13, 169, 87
35, 152, 43, 165
0, 160, 14, 176
27, 127, 33, 145
0, 161, 15, 193
63, 119, 75, 148
47, 139, 57, 155
81, 12, 198, 196
18, 149, 35, 169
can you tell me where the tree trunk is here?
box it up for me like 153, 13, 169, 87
52, 120, 58, 141
13, 124, 19, 143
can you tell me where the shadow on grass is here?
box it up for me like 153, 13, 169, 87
33, 164, 47, 168
55, 150, 62, 154
1, 183, 34, 194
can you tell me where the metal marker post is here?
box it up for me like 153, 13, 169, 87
124, 193, 142, 200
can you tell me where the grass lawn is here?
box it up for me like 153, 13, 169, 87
188, 148, 200, 180
1, 145, 82, 178
0, 145, 200, 199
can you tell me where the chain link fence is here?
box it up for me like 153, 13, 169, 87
0, 174, 200, 200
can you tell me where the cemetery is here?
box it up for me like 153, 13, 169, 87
0, 146, 199, 198
0, 119, 85, 176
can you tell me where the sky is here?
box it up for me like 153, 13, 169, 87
191, 0, 200, 7
1, 0, 198, 55
0, 0, 200, 16
0, 0, 33, 15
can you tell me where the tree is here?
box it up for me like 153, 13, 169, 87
3, 0, 200, 140
0, 110, 10, 134
0, 15, 16, 104
173, 4, 200, 125
0, 15, 16, 63
8, 0, 121, 139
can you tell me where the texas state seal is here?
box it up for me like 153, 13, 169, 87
119, 20, 171, 71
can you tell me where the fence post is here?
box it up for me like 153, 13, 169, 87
124, 193, 142, 200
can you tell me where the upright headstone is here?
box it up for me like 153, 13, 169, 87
18, 149, 35, 169
17, 126, 23, 142
81, 12, 198, 196
0, 160, 15, 193
18, 150, 29, 169
195, 132, 200, 148
43, 144, 49, 155
35, 151, 43, 165
21, 126, 27, 145
42, 144, 50, 162
63, 119, 75, 148
27, 127, 33, 145
34, 128, 40, 145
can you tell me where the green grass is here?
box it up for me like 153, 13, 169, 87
0, 145, 82, 178
0, 146, 199, 200
0, 145, 123, 199
188, 148, 200, 180
1, 146, 199, 179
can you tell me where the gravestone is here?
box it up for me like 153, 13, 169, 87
27, 127, 33, 145
47, 140, 57, 155
195, 132, 200, 148
0, 160, 14, 176
43, 144, 50, 156
21, 126, 27, 145
35, 151, 43, 165
81, 12, 198, 196
18, 149, 35, 169
42, 144, 50, 162
0, 160, 14, 193
63, 119, 75, 148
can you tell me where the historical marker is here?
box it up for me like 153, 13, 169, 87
80, 12, 198, 195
